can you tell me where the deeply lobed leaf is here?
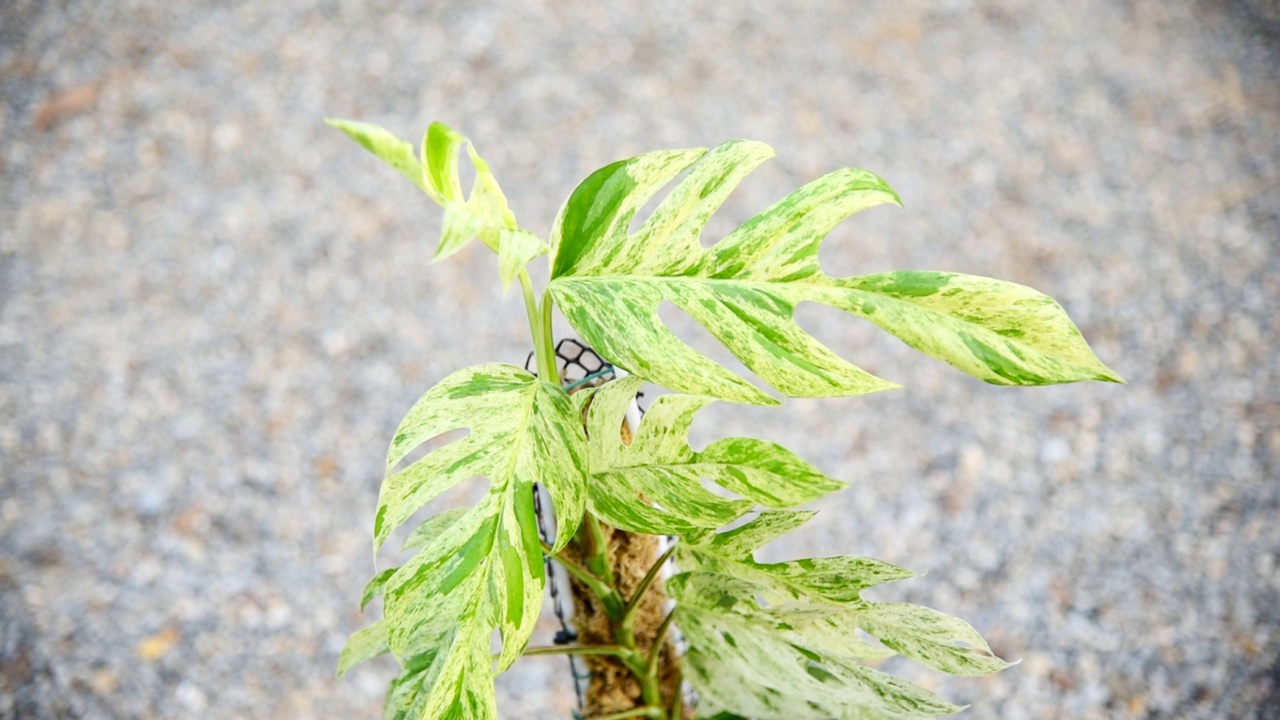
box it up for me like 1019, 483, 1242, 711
671, 513, 1011, 719
343, 364, 588, 718
575, 376, 844, 535
549, 141, 1121, 404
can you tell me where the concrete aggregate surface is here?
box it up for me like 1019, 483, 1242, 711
2, 1, 1278, 718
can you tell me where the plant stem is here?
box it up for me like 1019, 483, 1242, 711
644, 610, 678, 681
539, 288, 557, 381
668, 672, 684, 720
618, 543, 677, 642
540, 539, 619, 605
593, 708, 665, 720
522, 644, 632, 659
580, 513, 617, 588
518, 269, 556, 382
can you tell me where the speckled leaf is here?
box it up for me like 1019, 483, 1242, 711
360, 364, 587, 719
814, 271, 1124, 385
378, 363, 586, 552
380, 637, 493, 720
402, 508, 469, 552
549, 142, 1120, 404
671, 521, 1010, 718
361, 568, 397, 611
325, 119, 433, 198
437, 201, 486, 261
497, 229, 548, 291
694, 509, 818, 558
677, 513, 915, 606
854, 602, 1012, 676
338, 620, 390, 678
580, 377, 844, 535
329, 119, 531, 271
670, 573, 960, 720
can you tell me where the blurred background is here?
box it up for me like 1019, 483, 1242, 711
2, 1, 1278, 718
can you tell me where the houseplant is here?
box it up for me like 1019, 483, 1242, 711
326, 118, 1122, 720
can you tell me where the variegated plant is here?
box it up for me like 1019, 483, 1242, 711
328, 118, 1121, 720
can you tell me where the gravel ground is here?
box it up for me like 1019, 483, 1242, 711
2, 1, 1278, 718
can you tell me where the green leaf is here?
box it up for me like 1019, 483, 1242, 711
670, 519, 1011, 719
855, 602, 1013, 676
370, 364, 588, 718
423, 123, 523, 263
325, 118, 434, 198
338, 620, 390, 677
677, 512, 914, 606
361, 568, 397, 611
423, 122, 467, 203
330, 119, 531, 268
671, 573, 959, 720
580, 377, 844, 535
436, 202, 486, 262
497, 229, 548, 291
549, 141, 1121, 404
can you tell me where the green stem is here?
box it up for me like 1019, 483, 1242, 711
539, 288, 557, 382
521, 644, 631, 659
668, 672, 684, 720
540, 539, 619, 605
645, 609, 678, 681
580, 513, 617, 588
518, 270, 555, 382
618, 543, 677, 642
593, 708, 665, 720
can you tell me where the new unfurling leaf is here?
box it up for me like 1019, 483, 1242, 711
327, 119, 548, 276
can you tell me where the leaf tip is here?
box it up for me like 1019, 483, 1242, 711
1097, 367, 1126, 384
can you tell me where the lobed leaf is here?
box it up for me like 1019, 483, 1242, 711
677, 513, 914, 607
855, 602, 1013, 676
672, 574, 959, 720
549, 142, 1121, 404
338, 620, 390, 678
578, 377, 844, 535
671, 516, 1011, 719
325, 119, 434, 198
329, 119, 546, 280
345, 364, 587, 718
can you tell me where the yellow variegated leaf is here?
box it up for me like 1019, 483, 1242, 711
329, 119, 548, 284
349, 364, 587, 719
549, 141, 1121, 404
578, 378, 844, 535
337, 620, 389, 678
324, 118, 436, 200
671, 573, 960, 720
497, 229, 548, 292
670, 515, 1012, 719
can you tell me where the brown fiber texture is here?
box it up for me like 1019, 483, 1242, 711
562, 409, 684, 718
563, 525, 681, 718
